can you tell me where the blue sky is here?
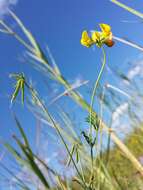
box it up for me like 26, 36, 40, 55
0, 0, 143, 188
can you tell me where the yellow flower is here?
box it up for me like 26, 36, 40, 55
80, 30, 93, 48
81, 23, 114, 48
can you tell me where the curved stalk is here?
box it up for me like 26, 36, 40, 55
89, 47, 106, 134
89, 47, 106, 188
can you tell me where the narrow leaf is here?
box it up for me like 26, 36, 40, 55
67, 144, 75, 166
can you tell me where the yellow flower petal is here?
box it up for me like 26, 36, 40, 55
91, 31, 101, 42
100, 23, 111, 37
80, 30, 93, 48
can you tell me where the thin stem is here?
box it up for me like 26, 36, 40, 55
89, 47, 106, 136
78, 156, 86, 183
88, 47, 106, 188
90, 146, 94, 189
25, 82, 88, 190
106, 116, 113, 166
111, 0, 143, 19
0, 21, 34, 53
113, 36, 143, 52
97, 85, 106, 190
90, 147, 94, 168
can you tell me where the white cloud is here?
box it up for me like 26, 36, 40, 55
112, 102, 128, 123
111, 103, 131, 139
127, 65, 142, 79
127, 59, 143, 80
0, 0, 18, 17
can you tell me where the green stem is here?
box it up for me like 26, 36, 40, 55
25, 82, 87, 190
89, 47, 106, 136
90, 146, 94, 189
89, 47, 106, 188
0, 21, 34, 53
97, 86, 106, 190
106, 116, 113, 166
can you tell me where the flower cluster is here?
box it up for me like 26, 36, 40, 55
80, 23, 114, 48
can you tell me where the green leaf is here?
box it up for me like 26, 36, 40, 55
13, 135, 50, 189
8, 10, 40, 55
21, 80, 25, 104
67, 144, 75, 166
10, 73, 25, 105
75, 146, 79, 163
11, 80, 21, 104
14, 115, 32, 156
4, 143, 29, 167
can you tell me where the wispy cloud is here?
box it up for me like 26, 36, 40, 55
125, 55, 143, 80
111, 102, 130, 138
127, 63, 143, 80
0, 0, 18, 17
112, 102, 128, 123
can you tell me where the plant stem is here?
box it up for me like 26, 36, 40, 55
89, 47, 106, 136
88, 47, 106, 189
0, 21, 33, 53
25, 82, 88, 190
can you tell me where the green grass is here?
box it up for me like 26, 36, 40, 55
54, 127, 143, 190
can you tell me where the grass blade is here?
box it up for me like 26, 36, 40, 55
110, 0, 143, 19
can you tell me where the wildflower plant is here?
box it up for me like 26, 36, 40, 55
80, 23, 115, 187
1, 2, 143, 189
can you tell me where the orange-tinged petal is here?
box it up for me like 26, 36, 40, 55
104, 39, 115, 47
